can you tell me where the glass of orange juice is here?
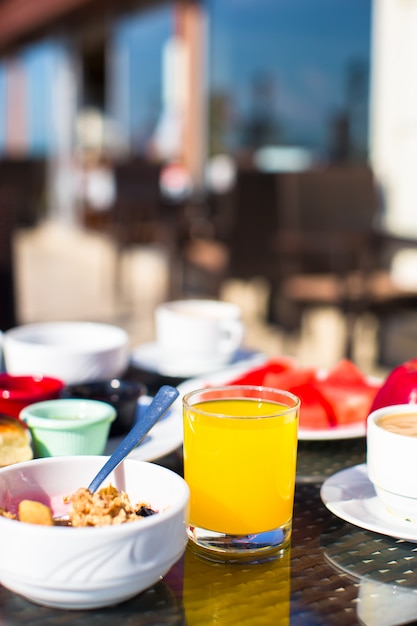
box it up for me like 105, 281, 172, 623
182, 385, 300, 561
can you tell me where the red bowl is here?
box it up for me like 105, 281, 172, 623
0, 374, 65, 418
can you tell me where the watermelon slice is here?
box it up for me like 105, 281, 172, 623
318, 359, 369, 386
263, 367, 317, 391
314, 361, 379, 427
289, 382, 333, 430
225, 358, 381, 431
227, 359, 295, 386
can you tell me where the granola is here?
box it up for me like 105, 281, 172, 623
0, 484, 157, 526
64, 484, 156, 527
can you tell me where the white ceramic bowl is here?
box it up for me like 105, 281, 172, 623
3, 322, 130, 385
0, 456, 190, 609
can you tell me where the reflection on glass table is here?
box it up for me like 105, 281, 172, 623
322, 524, 417, 626
182, 544, 290, 625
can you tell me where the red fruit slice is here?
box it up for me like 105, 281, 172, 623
320, 358, 368, 386
263, 369, 336, 429
227, 359, 295, 386
315, 380, 378, 426
290, 383, 333, 430
226, 357, 381, 430
315, 360, 380, 426
263, 367, 317, 390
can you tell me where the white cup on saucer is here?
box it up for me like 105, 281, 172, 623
155, 299, 244, 377
367, 404, 417, 522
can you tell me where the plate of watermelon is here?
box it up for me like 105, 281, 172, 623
177, 357, 381, 440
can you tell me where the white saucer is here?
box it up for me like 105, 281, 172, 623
299, 422, 366, 441
130, 342, 261, 378
321, 464, 417, 543
105, 395, 183, 461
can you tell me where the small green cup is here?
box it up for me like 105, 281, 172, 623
20, 398, 116, 457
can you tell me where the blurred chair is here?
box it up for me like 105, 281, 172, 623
363, 235, 417, 366
227, 168, 280, 282
111, 158, 165, 244
0, 158, 47, 227
173, 159, 236, 299
0, 194, 17, 330
81, 157, 168, 296
109, 158, 169, 297
222, 166, 298, 321
269, 164, 382, 358
170, 190, 228, 299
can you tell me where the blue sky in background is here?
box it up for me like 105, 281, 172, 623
0, 39, 68, 154
113, 5, 172, 147
111, 0, 371, 157
0, 0, 372, 159
23, 41, 57, 154
206, 0, 372, 153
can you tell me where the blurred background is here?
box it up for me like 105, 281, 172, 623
0, 0, 416, 376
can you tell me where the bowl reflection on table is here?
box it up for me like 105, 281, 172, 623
0, 579, 185, 626
0, 456, 190, 609
63, 379, 147, 437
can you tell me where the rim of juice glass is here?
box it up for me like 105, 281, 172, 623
182, 385, 300, 418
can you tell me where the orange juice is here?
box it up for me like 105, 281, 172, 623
183, 395, 298, 535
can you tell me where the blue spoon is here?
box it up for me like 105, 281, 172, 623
87, 384, 179, 493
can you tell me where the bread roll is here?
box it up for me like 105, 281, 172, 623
0, 415, 33, 467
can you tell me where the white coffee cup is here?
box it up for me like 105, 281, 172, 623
367, 404, 417, 521
155, 299, 244, 377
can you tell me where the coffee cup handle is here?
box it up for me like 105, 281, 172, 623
218, 320, 244, 354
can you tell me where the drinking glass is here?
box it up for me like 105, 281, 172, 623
182, 385, 300, 561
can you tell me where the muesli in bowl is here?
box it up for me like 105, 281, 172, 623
0, 483, 158, 526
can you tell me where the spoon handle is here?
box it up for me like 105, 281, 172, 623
88, 385, 180, 492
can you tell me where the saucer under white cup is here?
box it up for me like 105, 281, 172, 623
155, 299, 245, 377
